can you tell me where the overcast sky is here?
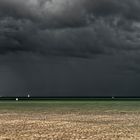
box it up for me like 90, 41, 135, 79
0, 0, 140, 97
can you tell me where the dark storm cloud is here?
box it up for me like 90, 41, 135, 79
0, 0, 140, 97
0, 0, 140, 58
85, 0, 140, 21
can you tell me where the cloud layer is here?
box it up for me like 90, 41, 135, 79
0, 0, 140, 58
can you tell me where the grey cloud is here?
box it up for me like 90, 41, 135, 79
85, 0, 140, 21
1, 0, 140, 26
0, 0, 140, 58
